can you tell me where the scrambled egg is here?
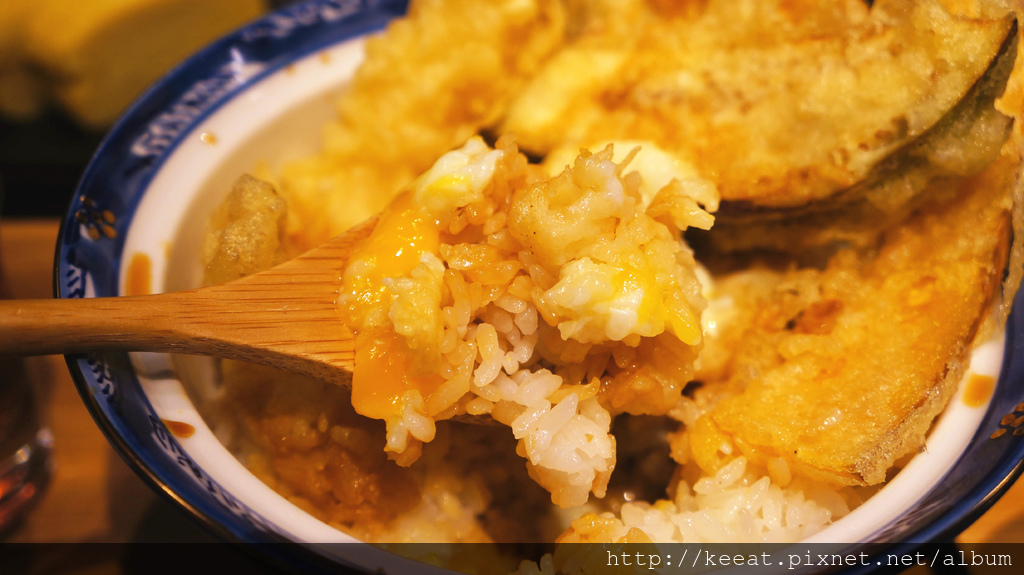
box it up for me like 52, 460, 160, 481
412, 136, 505, 212
339, 136, 717, 466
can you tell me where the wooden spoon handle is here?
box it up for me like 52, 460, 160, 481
0, 287, 356, 385
0, 218, 376, 385
0, 291, 245, 356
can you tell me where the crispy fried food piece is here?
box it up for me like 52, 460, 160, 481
499, 0, 1016, 214
688, 156, 1015, 486
200, 174, 289, 286
701, 15, 1017, 251
276, 0, 569, 247
716, 11, 1017, 220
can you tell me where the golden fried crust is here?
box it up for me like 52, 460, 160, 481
713, 6, 1016, 212
702, 13, 1018, 246
690, 156, 1014, 486
500, 0, 1015, 213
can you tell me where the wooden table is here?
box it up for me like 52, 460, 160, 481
1, 218, 1022, 555
0, 219, 220, 546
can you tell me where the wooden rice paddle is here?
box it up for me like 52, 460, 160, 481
0, 217, 380, 387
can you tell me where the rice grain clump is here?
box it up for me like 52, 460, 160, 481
550, 395, 855, 549
339, 136, 717, 507
557, 456, 844, 543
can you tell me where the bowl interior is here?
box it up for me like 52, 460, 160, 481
122, 37, 369, 545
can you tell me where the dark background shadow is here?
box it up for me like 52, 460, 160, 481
0, 0, 300, 220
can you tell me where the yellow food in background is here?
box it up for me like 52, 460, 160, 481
0, 0, 266, 128
0, 0, 44, 121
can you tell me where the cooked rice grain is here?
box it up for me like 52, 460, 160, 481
339, 136, 715, 507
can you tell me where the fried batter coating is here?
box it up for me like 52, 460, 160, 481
200, 174, 289, 286
275, 0, 569, 248
500, 0, 1016, 214
688, 157, 1014, 485
701, 13, 1017, 252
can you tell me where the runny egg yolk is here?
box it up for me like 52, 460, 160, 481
341, 191, 443, 421
352, 329, 445, 420
613, 263, 700, 345
340, 137, 505, 425
341, 191, 441, 315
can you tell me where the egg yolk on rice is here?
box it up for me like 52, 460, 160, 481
338, 135, 716, 506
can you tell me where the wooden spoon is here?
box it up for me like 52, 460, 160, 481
0, 217, 379, 387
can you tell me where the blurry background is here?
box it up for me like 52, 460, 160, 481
0, 0, 297, 217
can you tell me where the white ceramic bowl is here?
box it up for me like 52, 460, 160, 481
57, 0, 1024, 571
